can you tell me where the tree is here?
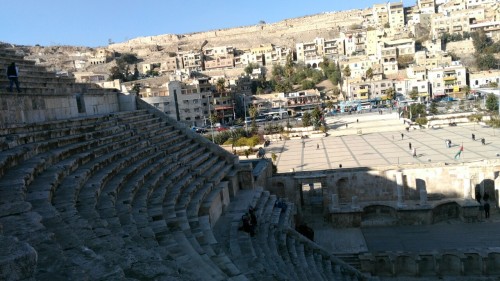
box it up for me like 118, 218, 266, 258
476, 53, 498, 70
429, 102, 438, 115
385, 87, 395, 100
133, 64, 139, 80
311, 107, 323, 129
244, 63, 257, 75
485, 93, 499, 112
248, 105, 258, 133
326, 100, 334, 112
216, 78, 226, 94
409, 89, 419, 100
343, 65, 351, 99
109, 66, 125, 81
365, 67, 374, 99
301, 80, 316, 90
302, 112, 312, 127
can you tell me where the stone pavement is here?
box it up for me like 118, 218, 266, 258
307, 209, 500, 255
269, 112, 500, 173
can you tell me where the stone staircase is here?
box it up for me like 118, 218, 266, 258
213, 189, 371, 281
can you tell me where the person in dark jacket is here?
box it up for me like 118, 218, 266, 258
7, 62, 21, 93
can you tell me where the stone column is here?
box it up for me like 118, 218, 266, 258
420, 189, 428, 206
330, 194, 339, 211
479, 172, 485, 195
396, 172, 406, 207
351, 195, 360, 210
464, 177, 473, 200
494, 176, 500, 209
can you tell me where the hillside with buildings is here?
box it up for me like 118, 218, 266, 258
13, 0, 500, 128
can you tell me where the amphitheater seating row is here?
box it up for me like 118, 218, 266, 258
0, 107, 242, 280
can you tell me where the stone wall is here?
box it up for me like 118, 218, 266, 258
359, 250, 500, 277
108, 9, 366, 54
270, 161, 500, 225
0, 88, 127, 127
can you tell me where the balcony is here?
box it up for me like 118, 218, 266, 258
359, 88, 369, 94
443, 76, 456, 81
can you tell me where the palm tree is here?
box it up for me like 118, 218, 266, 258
326, 100, 334, 113
216, 78, 226, 94
365, 67, 374, 100
343, 65, 351, 100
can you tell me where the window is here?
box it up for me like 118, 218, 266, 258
437, 74, 441, 78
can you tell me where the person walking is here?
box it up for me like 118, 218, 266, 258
481, 138, 486, 145
316, 143, 319, 150
7, 62, 21, 93
412, 147, 417, 157
409, 142, 412, 150
401, 133, 404, 140
472, 133, 475, 141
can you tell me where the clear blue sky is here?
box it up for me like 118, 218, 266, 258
4, 0, 415, 47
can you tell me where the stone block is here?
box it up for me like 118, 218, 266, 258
0, 235, 37, 281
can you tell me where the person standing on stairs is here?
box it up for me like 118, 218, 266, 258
7, 62, 21, 93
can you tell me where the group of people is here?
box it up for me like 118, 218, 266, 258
239, 207, 257, 237
471, 133, 486, 145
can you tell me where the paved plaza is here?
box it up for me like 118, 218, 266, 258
269, 112, 500, 173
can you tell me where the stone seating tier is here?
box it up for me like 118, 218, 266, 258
0, 107, 241, 280
214, 189, 368, 281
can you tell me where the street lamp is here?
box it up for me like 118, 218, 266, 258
208, 94, 215, 143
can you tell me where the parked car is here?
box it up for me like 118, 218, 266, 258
216, 126, 228, 132
191, 126, 207, 134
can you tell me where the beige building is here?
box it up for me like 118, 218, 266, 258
341, 30, 366, 56
428, 63, 468, 96
418, 0, 437, 14
414, 51, 453, 68
140, 79, 212, 127
204, 56, 234, 70
180, 51, 203, 72
389, 2, 405, 28
438, 0, 468, 14
296, 37, 344, 67
73, 71, 108, 83
373, 3, 390, 26
160, 56, 180, 73
431, 7, 485, 37
469, 70, 500, 88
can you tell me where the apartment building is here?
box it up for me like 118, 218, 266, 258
204, 56, 234, 70
431, 7, 485, 36
394, 79, 431, 100
180, 51, 203, 72
73, 72, 108, 83
379, 46, 399, 75
373, 3, 390, 26
407, 66, 428, 81
341, 30, 366, 56
469, 70, 500, 88
438, 0, 467, 13
204, 46, 234, 57
349, 82, 372, 101
343, 56, 376, 79
264, 46, 293, 66
389, 2, 405, 28
418, 0, 437, 14
467, 0, 497, 9
140, 80, 211, 127
160, 56, 180, 73
234, 52, 264, 67
89, 48, 114, 65
414, 51, 453, 68
366, 28, 386, 56
428, 63, 468, 97
296, 37, 344, 66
